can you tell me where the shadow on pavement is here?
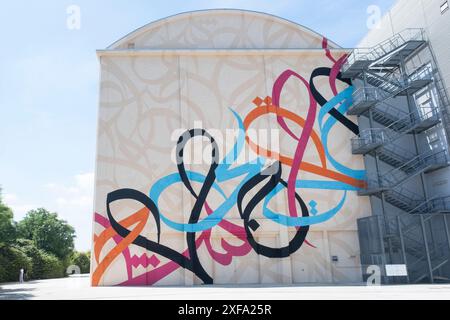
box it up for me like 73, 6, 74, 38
0, 287, 35, 300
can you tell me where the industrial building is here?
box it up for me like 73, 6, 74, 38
91, 2, 450, 286
354, 0, 450, 284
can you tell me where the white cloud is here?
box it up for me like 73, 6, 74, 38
75, 172, 95, 193
3, 193, 37, 220
45, 173, 94, 206
43, 172, 94, 251
3, 193, 18, 203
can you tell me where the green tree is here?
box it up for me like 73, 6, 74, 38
17, 208, 75, 259
0, 193, 17, 244
0, 243, 32, 283
70, 251, 91, 274
14, 239, 64, 279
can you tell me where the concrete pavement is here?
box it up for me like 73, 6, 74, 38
1, 275, 450, 300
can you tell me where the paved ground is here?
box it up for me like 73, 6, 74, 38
1, 275, 450, 300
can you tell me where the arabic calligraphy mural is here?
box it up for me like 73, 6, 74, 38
92, 11, 370, 286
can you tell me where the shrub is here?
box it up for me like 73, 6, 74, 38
70, 251, 91, 274
36, 251, 64, 279
0, 243, 32, 283
14, 239, 64, 279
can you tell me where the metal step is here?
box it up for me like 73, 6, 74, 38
351, 107, 441, 155
376, 40, 426, 67
347, 87, 380, 116
365, 74, 400, 94
378, 153, 404, 168
372, 110, 402, 128
394, 78, 433, 96
377, 145, 414, 170
359, 150, 450, 196
341, 60, 373, 78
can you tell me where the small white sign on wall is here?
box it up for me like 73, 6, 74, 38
385, 264, 408, 276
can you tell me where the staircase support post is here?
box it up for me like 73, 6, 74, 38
420, 215, 434, 283
428, 217, 441, 278
377, 215, 389, 284
381, 193, 394, 264
444, 215, 450, 252
397, 215, 410, 284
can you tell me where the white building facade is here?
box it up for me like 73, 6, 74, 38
91, 10, 371, 286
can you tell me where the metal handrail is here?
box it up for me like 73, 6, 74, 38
380, 147, 411, 164
351, 128, 387, 151
365, 71, 403, 92
397, 28, 426, 43
408, 64, 433, 82
371, 29, 426, 62
381, 149, 449, 187
381, 141, 416, 162
361, 149, 449, 192
363, 63, 432, 100
388, 185, 424, 203
385, 189, 423, 213
342, 48, 375, 71
384, 106, 439, 135
373, 101, 409, 122
409, 195, 450, 214
352, 105, 440, 155
352, 87, 380, 105
422, 149, 450, 166
345, 29, 426, 71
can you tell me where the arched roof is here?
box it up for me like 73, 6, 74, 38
107, 9, 341, 50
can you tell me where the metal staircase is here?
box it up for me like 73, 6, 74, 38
384, 187, 424, 213
372, 106, 405, 128
382, 187, 450, 215
378, 144, 415, 169
342, 29, 427, 78
346, 29, 450, 284
351, 107, 441, 155
360, 149, 449, 196
410, 196, 450, 215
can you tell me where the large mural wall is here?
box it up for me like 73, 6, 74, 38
91, 10, 371, 286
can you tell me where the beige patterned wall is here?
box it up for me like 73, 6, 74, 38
109, 10, 337, 50
91, 10, 371, 286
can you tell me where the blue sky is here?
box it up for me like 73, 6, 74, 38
0, 0, 395, 251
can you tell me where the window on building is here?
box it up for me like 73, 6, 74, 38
441, 1, 449, 14
426, 131, 441, 151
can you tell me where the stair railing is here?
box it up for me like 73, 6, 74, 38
387, 186, 424, 207
369, 29, 426, 63
351, 106, 439, 153
352, 87, 380, 106
365, 71, 403, 94
409, 195, 450, 214
381, 149, 449, 187
361, 150, 449, 193
351, 128, 387, 152
380, 142, 416, 164
407, 63, 433, 83
373, 100, 409, 123
343, 29, 426, 77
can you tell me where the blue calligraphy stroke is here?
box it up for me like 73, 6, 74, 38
149, 88, 365, 232
318, 87, 366, 180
